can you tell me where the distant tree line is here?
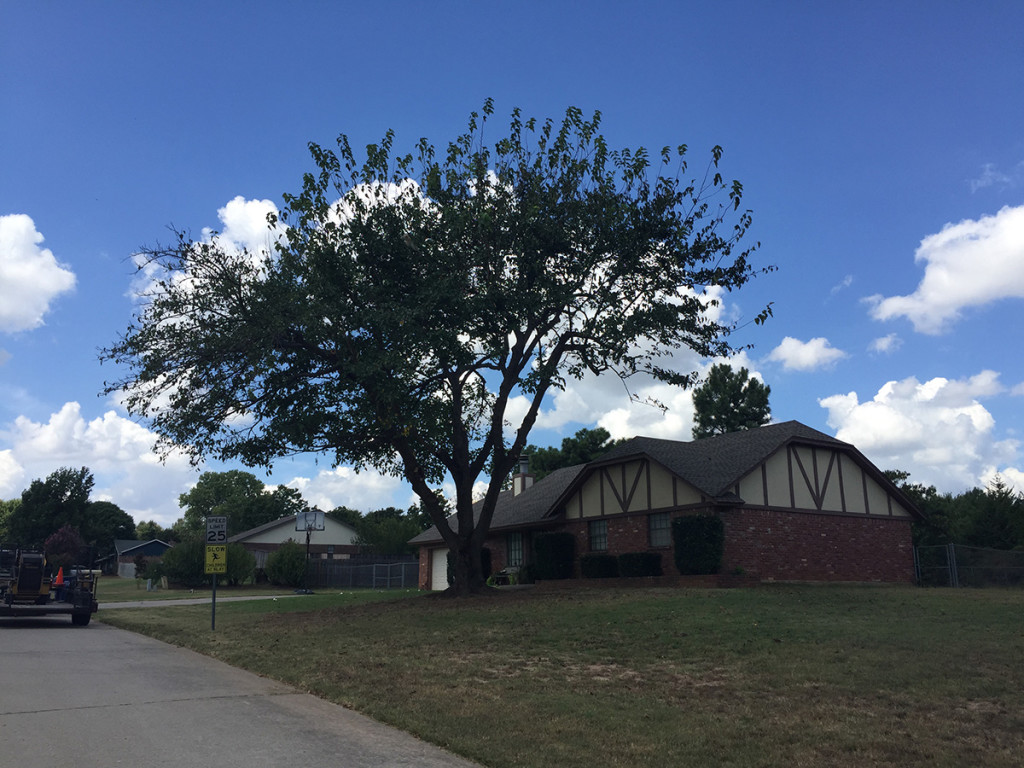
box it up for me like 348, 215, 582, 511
888, 471, 1024, 551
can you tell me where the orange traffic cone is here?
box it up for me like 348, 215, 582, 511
54, 567, 64, 586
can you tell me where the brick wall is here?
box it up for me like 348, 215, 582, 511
720, 507, 915, 582
419, 506, 916, 586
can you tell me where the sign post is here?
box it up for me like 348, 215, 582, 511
205, 516, 228, 630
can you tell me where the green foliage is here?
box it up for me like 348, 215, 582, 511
160, 538, 207, 588
6, 468, 133, 553
265, 540, 308, 587
0, 499, 18, 540
580, 553, 619, 578
135, 519, 167, 541
532, 531, 576, 580
672, 515, 724, 575
327, 506, 362, 528
224, 542, 256, 586
44, 524, 86, 572
888, 470, 1024, 550
523, 427, 624, 481
691, 364, 771, 439
133, 552, 148, 580
103, 102, 768, 595
618, 551, 663, 577
355, 506, 429, 555
176, 470, 306, 538
83, 500, 136, 553
9, 467, 94, 548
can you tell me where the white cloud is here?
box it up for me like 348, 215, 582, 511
866, 205, 1024, 334
766, 336, 847, 371
969, 162, 1023, 193
868, 333, 902, 355
0, 402, 199, 526
819, 371, 1020, 493
0, 214, 77, 333
286, 466, 411, 512
830, 275, 853, 295
202, 196, 283, 253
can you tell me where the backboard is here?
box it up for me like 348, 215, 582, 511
295, 510, 325, 532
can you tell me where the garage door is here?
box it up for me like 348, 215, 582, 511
430, 548, 449, 591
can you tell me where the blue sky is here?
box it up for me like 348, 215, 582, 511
2, 1, 1023, 528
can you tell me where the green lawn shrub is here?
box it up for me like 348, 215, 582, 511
618, 551, 663, 577
532, 532, 575, 580
580, 553, 619, 578
672, 514, 724, 575
266, 540, 307, 587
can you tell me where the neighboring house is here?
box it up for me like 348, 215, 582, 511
106, 539, 173, 578
228, 514, 360, 571
410, 421, 923, 590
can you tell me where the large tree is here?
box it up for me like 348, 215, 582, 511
691, 363, 771, 439
6, 468, 133, 554
8, 467, 94, 548
103, 102, 770, 595
176, 470, 309, 538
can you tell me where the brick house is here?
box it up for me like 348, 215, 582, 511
410, 421, 923, 590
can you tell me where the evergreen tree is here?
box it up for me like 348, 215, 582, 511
691, 364, 771, 439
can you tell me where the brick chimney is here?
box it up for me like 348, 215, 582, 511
513, 454, 534, 496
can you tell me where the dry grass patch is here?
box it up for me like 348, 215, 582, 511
100, 585, 1024, 768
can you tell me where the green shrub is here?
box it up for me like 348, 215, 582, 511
672, 515, 724, 575
266, 540, 307, 587
160, 538, 206, 588
224, 542, 256, 585
618, 551, 663, 577
532, 532, 575, 580
517, 563, 535, 584
580, 553, 619, 578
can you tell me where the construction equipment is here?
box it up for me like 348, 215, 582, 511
0, 546, 99, 626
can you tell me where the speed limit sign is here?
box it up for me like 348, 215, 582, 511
206, 516, 227, 543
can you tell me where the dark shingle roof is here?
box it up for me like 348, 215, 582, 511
596, 420, 847, 497
409, 463, 586, 545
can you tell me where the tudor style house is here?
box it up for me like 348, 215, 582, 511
410, 421, 923, 590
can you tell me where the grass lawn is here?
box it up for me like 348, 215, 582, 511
98, 584, 1024, 768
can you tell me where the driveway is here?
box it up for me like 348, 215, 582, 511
0, 616, 478, 768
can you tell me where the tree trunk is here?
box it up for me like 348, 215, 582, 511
448, 536, 488, 596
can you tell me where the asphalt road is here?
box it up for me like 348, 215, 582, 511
0, 615, 478, 768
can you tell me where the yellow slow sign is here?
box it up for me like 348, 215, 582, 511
205, 545, 227, 574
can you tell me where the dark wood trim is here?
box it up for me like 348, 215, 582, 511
787, 446, 796, 508
861, 468, 870, 515
623, 461, 645, 512
837, 451, 847, 513
761, 463, 769, 507
820, 450, 836, 510
645, 460, 652, 510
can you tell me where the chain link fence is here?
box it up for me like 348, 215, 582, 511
306, 558, 418, 589
915, 543, 1024, 587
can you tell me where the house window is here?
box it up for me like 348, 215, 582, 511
649, 512, 671, 548
589, 519, 608, 552
507, 532, 523, 567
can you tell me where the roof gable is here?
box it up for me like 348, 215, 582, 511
228, 514, 358, 543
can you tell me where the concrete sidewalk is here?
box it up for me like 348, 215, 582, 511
0, 617, 479, 768
99, 593, 308, 609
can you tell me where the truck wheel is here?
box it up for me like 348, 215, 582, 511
71, 612, 91, 626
